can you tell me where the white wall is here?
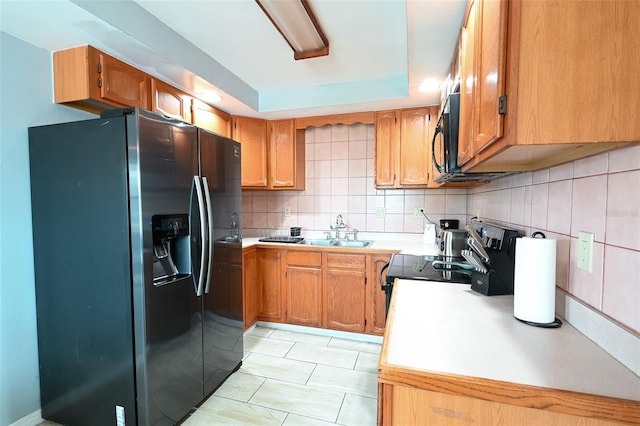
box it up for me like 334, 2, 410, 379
0, 32, 93, 425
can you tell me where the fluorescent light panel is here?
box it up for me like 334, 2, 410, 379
256, 0, 329, 60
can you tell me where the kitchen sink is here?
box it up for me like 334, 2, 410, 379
299, 239, 373, 248
332, 240, 372, 248
300, 239, 335, 246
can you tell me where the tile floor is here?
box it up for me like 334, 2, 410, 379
183, 325, 382, 425
37, 325, 381, 426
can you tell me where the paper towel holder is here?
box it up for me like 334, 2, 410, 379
513, 231, 563, 328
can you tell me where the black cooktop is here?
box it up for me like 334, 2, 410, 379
258, 236, 304, 244
385, 253, 472, 286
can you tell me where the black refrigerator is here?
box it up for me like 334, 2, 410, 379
29, 108, 244, 425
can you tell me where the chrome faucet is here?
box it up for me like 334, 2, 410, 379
230, 212, 240, 239
331, 214, 346, 230
330, 214, 347, 239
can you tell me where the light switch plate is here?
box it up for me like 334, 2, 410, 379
577, 231, 594, 273
376, 207, 386, 218
284, 207, 291, 217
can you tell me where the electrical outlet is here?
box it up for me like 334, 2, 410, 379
284, 207, 291, 217
413, 208, 425, 218
376, 207, 386, 218
577, 231, 594, 273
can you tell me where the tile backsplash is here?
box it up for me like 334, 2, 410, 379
467, 143, 640, 334
242, 122, 639, 335
242, 124, 467, 235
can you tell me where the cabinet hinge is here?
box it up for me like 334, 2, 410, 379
97, 63, 102, 74
498, 95, 507, 115
98, 78, 103, 88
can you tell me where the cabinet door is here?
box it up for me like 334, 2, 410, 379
324, 253, 366, 333
150, 78, 192, 122
472, 0, 508, 155
399, 108, 430, 186
97, 50, 149, 109
192, 99, 231, 137
243, 247, 258, 329
458, 0, 478, 166
368, 254, 392, 335
257, 249, 283, 322
285, 251, 322, 327
233, 116, 268, 188
374, 110, 398, 187
269, 119, 296, 188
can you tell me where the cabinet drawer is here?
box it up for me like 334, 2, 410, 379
326, 253, 366, 269
287, 251, 322, 267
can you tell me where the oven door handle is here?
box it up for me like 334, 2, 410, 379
380, 261, 390, 291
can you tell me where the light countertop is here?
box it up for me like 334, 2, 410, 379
382, 279, 640, 402
242, 233, 439, 256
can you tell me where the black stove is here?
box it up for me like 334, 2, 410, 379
385, 254, 472, 284
381, 219, 521, 316
382, 254, 471, 316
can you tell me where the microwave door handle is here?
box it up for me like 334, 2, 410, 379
431, 120, 445, 173
202, 176, 214, 294
193, 176, 207, 297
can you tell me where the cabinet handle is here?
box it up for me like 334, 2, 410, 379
499, 95, 507, 114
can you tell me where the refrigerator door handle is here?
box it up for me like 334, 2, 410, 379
202, 176, 214, 294
193, 175, 207, 297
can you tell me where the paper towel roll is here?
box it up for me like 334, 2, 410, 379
514, 237, 557, 324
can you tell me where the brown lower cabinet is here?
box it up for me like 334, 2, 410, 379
242, 246, 258, 329
377, 383, 628, 426
285, 251, 322, 327
256, 248, 283, 322
243, 246, 396, 335
324, 253, 367, 333
369, 254, 391, 335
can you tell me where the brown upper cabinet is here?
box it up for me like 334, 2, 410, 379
53, 45, 231, 137
269, 120, 305, 189
233, 116, 305, 190
54, 45, 149, 114
375, 107, 439, 188
233, 116, 269, 188
454, 0, 640, 173
191, 98, 231, 138
150, 78, 192, 123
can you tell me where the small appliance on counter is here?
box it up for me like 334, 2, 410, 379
439, 229, 467, 258
439, 219, 459, 230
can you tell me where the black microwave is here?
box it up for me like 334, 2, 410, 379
431, 93, 511, 183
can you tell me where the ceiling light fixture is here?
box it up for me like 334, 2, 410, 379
418, 78, 441, 93
256, 0, 329, 60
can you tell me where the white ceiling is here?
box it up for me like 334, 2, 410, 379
0, 0, 466, 119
